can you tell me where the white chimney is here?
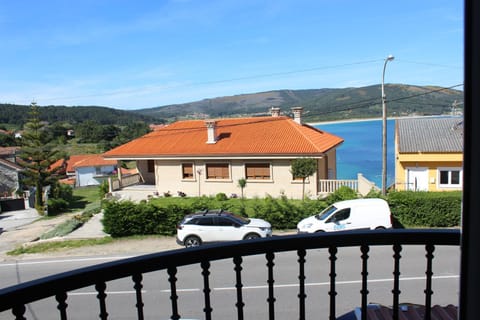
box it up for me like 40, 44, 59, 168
205, 120, 217, 144
270, 107, 281, 117
292, 107, 303, 124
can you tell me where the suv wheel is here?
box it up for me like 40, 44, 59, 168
243, 233, 260, 240
184, 235, 201, 248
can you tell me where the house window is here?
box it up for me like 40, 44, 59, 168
206, 163, 229, 179
147, 160, 154, 173
182, 163, 194, 179
245, 163, 271, 180
292, 175, 303, 181
438, 168, 462, 188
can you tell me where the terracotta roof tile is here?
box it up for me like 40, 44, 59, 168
104, 116, 343, 158
66, 154, 117, 173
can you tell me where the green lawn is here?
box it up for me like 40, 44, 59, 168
70, 185, 102, 212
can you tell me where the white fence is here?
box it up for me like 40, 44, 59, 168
319, 174, 379, 196
109, 173, 143, 191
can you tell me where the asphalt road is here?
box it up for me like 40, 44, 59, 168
0, 245, 460, 320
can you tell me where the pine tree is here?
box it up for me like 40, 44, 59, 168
18, 102, 62, 214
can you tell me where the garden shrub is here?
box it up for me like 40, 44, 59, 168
102, 200, 190, 237
50, 183, 74, 203
325, 186, 359, 204
47, 198, 69, 215
387, 191, 461, 227
252, 195, 307, 229
98, 180, 109, 198
215, 192, 228, 201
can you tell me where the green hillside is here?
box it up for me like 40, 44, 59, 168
0, 104, 159, 127
0, 84, 463, 128
134, 84, 463, 122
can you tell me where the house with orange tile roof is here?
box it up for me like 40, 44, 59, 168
103, 107, 344, 199
54, 154, 119, 187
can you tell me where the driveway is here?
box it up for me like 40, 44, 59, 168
0, 208, 40, 234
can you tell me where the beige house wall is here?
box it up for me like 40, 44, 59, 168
149, 158, 327, 199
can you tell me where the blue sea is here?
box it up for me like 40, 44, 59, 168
314, 119, 395, 187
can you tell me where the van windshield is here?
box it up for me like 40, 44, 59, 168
315, 205, 337, 220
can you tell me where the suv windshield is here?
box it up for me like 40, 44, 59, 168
316, 205, 338, 220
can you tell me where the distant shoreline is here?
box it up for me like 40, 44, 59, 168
308, 114, 459, 126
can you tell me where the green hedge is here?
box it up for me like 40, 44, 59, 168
103, 200, 190, 237
101, 189, 462, 237
387, 191, 461, 227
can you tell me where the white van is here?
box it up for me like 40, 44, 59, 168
297, 198, 393, 233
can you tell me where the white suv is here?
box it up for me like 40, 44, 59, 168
176, 210, 272, 247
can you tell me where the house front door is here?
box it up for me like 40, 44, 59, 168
406, 168, 429, 191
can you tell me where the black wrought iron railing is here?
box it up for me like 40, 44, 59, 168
0, 229, 460, 320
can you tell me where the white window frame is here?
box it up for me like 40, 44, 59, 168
437, 167, 462, 189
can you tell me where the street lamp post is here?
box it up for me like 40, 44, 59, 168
381, 54, 395, 195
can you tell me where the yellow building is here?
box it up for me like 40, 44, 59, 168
395, 117, 463, 191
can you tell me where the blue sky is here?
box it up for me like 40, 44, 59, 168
0, 1, 463, 110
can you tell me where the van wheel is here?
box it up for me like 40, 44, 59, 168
184, 236, 201, 248
243, 233, 260, 240
375, 226, 386, 230
315, 230, 325, 233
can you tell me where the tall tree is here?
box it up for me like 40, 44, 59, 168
291, 158, 317, 201
18, 102, 62, 214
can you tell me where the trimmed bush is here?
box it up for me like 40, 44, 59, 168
215, 193, 228, 201
252, 195, 325, 229
102, 200, 189, 237
47, 198, 69, 215
387, 191, 461, 227
324, 186, 359, 204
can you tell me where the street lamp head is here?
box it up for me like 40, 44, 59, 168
386, 54, 395, 61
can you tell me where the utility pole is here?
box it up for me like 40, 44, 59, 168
381, 55, 395, 195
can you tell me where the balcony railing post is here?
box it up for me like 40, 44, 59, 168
55, 291, 68, 320
424, 244, 435, 320
167, 266, 181, 320
360, 245, 370, 320
392, 244, 402, 320
297, 249, 307, 320
328, 246, 338, 320
12, 304, 26, 320
266, 251, 276, 320
201, 261, 213, 320
95, 281, 108, 320
233, 256, 245, 320
132, 273, 144, 320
